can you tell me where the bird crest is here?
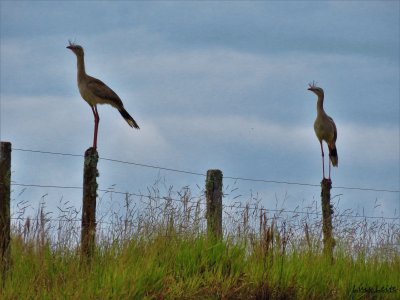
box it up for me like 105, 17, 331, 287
68, 39, 77, 47
308, 81, 318, 89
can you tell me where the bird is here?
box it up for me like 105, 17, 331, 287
66, 41, 139, 149
308, 81, 338, 180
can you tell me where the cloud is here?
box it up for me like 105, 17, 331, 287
158, 114, 311, 151
1, 1, 398, 220
156, 115, 399, 164
87, 46, 314, 122
339, 122, 399, 166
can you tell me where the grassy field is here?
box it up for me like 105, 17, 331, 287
1, 187, 399, 299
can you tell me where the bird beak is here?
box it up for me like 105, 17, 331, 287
66, 45, 72, 50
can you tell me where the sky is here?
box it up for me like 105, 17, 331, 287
0, 1, 399, 224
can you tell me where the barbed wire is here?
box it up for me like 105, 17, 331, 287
12, 147, 399, 193
10, 182, 400, 221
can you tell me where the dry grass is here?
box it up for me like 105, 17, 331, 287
1, 182, 399, 299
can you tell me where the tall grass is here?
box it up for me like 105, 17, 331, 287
1, 183, 399, 299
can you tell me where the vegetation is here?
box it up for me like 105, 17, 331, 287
1, 185, 399, 299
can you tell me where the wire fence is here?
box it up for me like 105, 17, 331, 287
8, 147, 400, 224
5, 146, 400, 254
11, 147, 400, 193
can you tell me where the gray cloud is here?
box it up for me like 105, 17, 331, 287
1, 1, 398, 219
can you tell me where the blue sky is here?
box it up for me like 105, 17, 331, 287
1, 1, 399, 221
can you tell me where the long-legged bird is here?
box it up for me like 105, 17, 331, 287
67, 42, 139, 149
308, 82, 338, 180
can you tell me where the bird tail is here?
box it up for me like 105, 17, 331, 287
328, 144, 338, 167
119, 107, 140, 129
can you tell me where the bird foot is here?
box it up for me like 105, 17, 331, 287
322, 177, 332, 184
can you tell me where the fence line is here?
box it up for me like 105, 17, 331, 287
12, 147, 400, 194
1, 142, 397, 280
10, 182, 400, 221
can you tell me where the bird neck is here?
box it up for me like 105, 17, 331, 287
76, 55, 86, 82
316, 94, 325, 114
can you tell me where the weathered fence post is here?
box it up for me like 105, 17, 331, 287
321, 178, 335, 260
205, 169, 223, 239
81, 147, 99, 260
0, 142, 11, 280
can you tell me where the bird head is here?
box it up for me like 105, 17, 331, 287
307, 81, 324, 97
66, 41, 84, 57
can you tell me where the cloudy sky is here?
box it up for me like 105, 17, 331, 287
1, 1, 399, 221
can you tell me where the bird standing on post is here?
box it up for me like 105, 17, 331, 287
67, 42, 139, 149
308, 82, 338, 180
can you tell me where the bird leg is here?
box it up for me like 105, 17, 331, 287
320, 141, 325, 179
328, 157, 332, 181
91, 105, 100, 149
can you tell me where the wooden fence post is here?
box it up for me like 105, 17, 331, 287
321, 178, 335, 260
0, 142, 11, 280
205, 169, 223, 239
81, 147, 99, 260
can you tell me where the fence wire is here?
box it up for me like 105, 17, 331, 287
12, 147, 400, 193
5, 146, 400, 254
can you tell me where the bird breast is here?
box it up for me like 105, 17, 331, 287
314, 115, 334, 142
78, 81, 105, 106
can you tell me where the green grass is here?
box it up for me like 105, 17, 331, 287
2, 231, 399, 299
1, 187, 399, 299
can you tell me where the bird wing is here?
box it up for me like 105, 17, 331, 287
86, 76, 124, 108
328, 116, 337, 143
